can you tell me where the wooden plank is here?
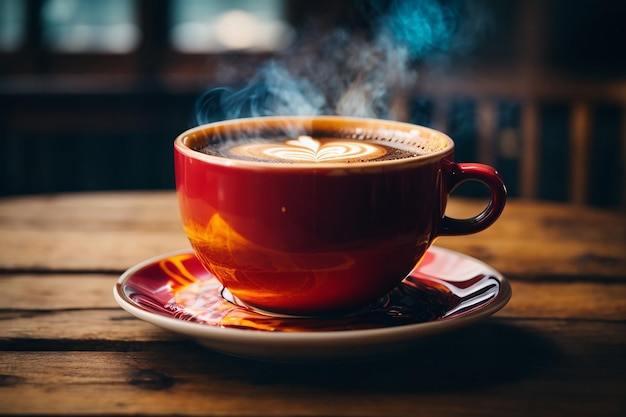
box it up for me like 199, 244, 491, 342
621, 105, 626, 207
1, 193, 625, 278
441, 199, 626, 279
501, 281, 626, 321
0, 229, 189, 271
416, 70, 626, 104
0, 192, 181, 231
0, 275, 118, 309
0, 192, 188, 271
0, 320, 624, 416
520, 100, 539, 198
1, 275, 625, 323
0, 309, 177, 342
0, 278, 625, 343
569, 102, 591, 204
476, 99, 497, 166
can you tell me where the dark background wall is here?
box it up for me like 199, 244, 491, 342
1, 0, 625, 206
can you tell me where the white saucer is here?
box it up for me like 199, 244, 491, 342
113, 246, 511, 361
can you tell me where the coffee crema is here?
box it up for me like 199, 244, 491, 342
197, 135, 422, 164
230, 136, 388, 163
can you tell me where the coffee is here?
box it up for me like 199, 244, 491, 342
189, 128, 445, 164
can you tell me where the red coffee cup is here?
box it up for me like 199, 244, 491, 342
174, 116, 506, 315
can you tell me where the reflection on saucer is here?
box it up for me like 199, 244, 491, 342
114, 246, 511, 360
121, 248, 502, 333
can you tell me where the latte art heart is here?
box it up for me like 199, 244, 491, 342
229, 136, 388, 163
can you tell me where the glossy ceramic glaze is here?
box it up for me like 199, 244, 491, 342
174, 116, 507, 315
113, 246, 511, 361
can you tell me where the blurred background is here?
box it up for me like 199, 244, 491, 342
1, 0, 625, 207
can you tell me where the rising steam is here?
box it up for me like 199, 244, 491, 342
195, 0, 490, 126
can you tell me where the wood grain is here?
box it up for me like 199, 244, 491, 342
1, 192, 625, 417
0, 192, 188, 271
0, 275, 118, 309
441, 198, 626, 279
0, 320, 624, 417
1, 193, 624, 278
1, 276, 625, 325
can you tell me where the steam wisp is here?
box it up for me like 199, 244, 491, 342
195, 0, 490, 135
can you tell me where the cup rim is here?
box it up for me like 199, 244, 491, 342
174, 115, 455, 170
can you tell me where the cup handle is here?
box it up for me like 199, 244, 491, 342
438, 161, 507, 236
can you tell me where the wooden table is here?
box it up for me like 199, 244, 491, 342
1, 192, 625, 416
